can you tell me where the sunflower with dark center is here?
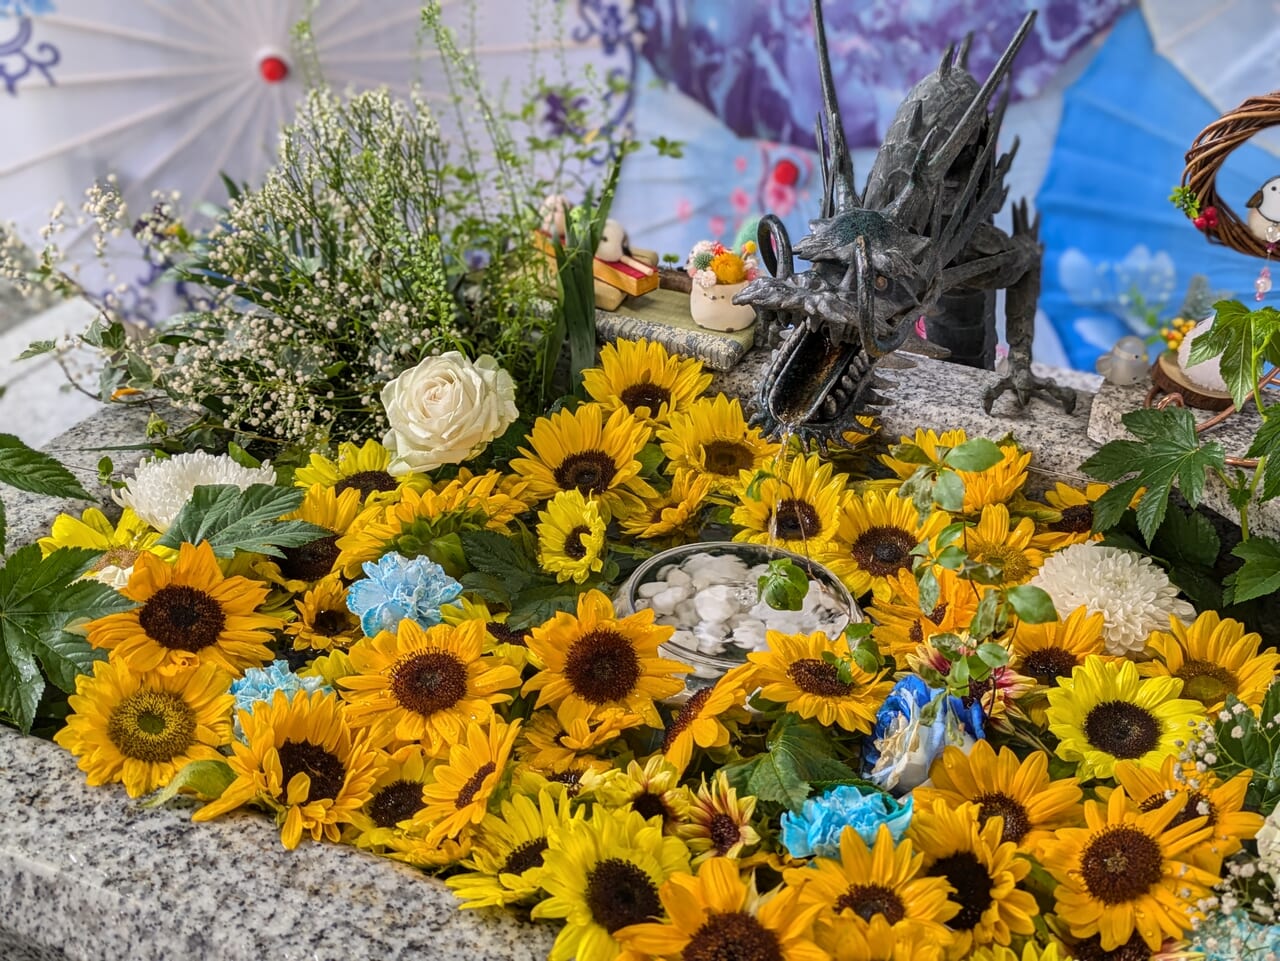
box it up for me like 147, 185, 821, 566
582, 338, 712, 426
253, 484, 362, 591
348, 745, 434, 855
532, 808, 691, 961
823, 488, 950, 600
747, 629, 893, 734
536, 489, 607, 585
913, 740, 1082, 854
1011, 606, 1111, 695
1031, 481, 1114, 552
596, 757, 691, 834
661, 665, 751, 776
879, 428, 1030, 512
342, 619, 520, 756
731, 452, 846, 554
193, 689, 382, 850
784, 823, 956, 959
415, 716, 521, 845
678, 772, 760, 864
89, 540, 281, 676
867, 568, 982, 662
1046, 656, 1205, 781
1040, 789, 1219, 951
293, 438, 413, 504
907, 800, 1037, 959
961, 503, 1045, 586
286, 574, 362, 652
620, 468, 714, 541
616, 856, 827, 961
516, 708, 645, 775
523, 589, 689, 728
1141, 609, 1280, 713
657, 393, 782, 493
55, 659, 233, 798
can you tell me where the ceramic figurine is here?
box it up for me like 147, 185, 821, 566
1246, 176, 1280, 245
596, 219, 656, 278
1094, 336, 1149, 386
687, 240, 758, 332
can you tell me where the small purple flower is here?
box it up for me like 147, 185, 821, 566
346, 552, 462, 637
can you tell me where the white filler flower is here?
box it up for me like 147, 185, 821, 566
381, 351, 518, 475
1029, 543, 1194, 656
116, 452, 276, 531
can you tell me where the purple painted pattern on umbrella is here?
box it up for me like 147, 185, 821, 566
633, 0, 1129, 150
0, 16, 59, 96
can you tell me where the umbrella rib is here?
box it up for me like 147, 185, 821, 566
310, 0, 366, 37
314, 7, 424, 53
133, 76, 259, 191
325, 70, 448, 100
323, 37, 597, 65
35, 13, 230, 58
48, 63, 243, 86
192, 93, 266, 208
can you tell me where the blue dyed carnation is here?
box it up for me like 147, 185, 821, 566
229, 660, 328, 739
780, 785, 913, 860
863, 675, 986, 795
1192, 912, 1280, 961
346, 552, 463, 637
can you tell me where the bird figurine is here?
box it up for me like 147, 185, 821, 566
1095, 335, 1150, 386
1246, 176, 1280, 245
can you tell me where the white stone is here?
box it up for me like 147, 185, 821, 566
1176, 317, 1229, 392
651, 586, 688, 616
694, 584, 741, 622
636, 581, 666, 599
664, 568, 692, 587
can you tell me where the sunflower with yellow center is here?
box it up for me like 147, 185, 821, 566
732, 453, 848, 553
615, 856, 827, 961
678, 772, 760, 864
341, 618, 521, 755
38, 505, 175, 579
1039, 788, 1218, 950
517, 708, 643, 774
590, 756, 691, 834
907, 800, 1037, 960
1141, 610, 1280, 713
582, 338, 712, 426
192, 689, 383, 849
881, 429, 1029, 512
285, 574, 362, 652
658, 394, 782, 494
913, 741, 1082, 854
447, 789, 583, 909
960, 503, 1044, 585
746, 630, 893, 734
510, 403, 655, 520
784, 823, 957, 961
537, 489, 607, 584
1109, 756, 1262, 873
54, 659, 233, 798
523, 589, 690, 728
1046, 656, 1205, 781
619, 468, 713, 542
413, 715, 521, 844
822, 489, 950, 600
347, 744, 434, 850
294, 438, 423, 502
253, 484, 362, 592
88, 541, 281, 676
661, 666, 752, 775
1030, 482, 1113, 551
533, 807, 692, 961
868, 568, 984, 661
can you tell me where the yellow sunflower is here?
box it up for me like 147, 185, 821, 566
517, 708, 643, 774
285, 574, 362, 652
447, 789, 584, 909
1141, 610, 1280, 713
294, 438, 423, 502
880, 429, 1029, 512
582, 337, 712, 425
38, 505, 174, 575
784, 823, 957, 961
523, 589, 690, 728
441, 597, 532, 671
510, 403, 656, 520
661, 668, 751, 775
340, 618, 520, 755
253, 484, 362, 591
538, 489, 607, 584
966, 945, 1074, 961
619, 468, 713, 541
88, 541, 281, 676
677, 772, 760, 864
868, 568, 984, 662
1110, 756, 1262, 872
1031, 482, 1112, 551
1010, 605, 1111, 688
590, 756, 691, 833
615, 857, 827, 961
824, 489, 951, 600
913, 741, 1082, 854
347, 744, 433, 850
192, 689, 383, 849
1039, 788, 1218, 950
746, 629, 893, 733
658, 394, 782, 493
1046, 656, 1206, 781
413, 715, 521, 844
959, 503, 1044, 585
54, 659, 233, 798
907, 800, 1038, 960
732, 452, 848, 553
531, 806, 692, 961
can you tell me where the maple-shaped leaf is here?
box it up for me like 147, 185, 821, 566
1188, 300, 1280, 410
1248, 404, 1280, 504
1227, 537, 1280, 605
1081, 406, 1225, 542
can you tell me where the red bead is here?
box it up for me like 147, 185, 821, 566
772, 159, 800, 186
258, 55, 289, 84
1193, 216, 1206, 229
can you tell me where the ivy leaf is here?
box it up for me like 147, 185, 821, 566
0, 433, 94, 503
157, 485, 331, 559
1248, 404, 1280, 503
942, 438, 1004, 473
16, 339, 56, 360
1226, 537, 1280, 604
1006, 585, 1057, 623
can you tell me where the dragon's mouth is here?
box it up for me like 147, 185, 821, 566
759, 319, 879, 438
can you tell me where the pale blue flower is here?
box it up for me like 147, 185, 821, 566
229, 660, 328, 740
780, 785, 912, 860
863, 675, 986, 795
1192, 911, 1280, 961
346, 551, 462, 637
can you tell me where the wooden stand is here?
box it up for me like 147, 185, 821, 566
1150, 352, 1234, 410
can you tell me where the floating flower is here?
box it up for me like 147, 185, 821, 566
54, 659, 233, 798
345, 552, 463, 638
865, 675, 985, 795
590, 756, 690, 834
780, 785, 913, 860
1141, 610, 1280, 713
116, 451, 276, 531
660, 668, 749, 775
230, 659, 328, 738
869, 567, 983, 661
286, 574, 362, 652
347, 745, 433, 852
294, 438, 418, 503
731, 452, 847, 554
823, 489, 950, 601
677, 772, 760, 864
414, 715, 521, 844
537, 489, 607, 584
1029, 544, 1194, 657
620, 468, 713, 542
582, 338, 712, 426
658, 394, 781, 493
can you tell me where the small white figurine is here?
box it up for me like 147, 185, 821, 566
1246, 176, 1280, 245
595, 218, 654, 276
1095, 335, 1150, 386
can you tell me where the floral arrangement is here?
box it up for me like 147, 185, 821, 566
686, 239, 760, 289
9, 332, 1280, 961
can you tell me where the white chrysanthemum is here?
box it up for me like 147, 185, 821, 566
115, 452, 276, 531
1029, 543, 1194, 656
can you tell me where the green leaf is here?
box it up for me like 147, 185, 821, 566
506, 582, 582, 630
943, 438, 1004, 472
157, 484, 330, 559
144, 759, 235, 808
458, 529, 537, 578
1226, 537, 1280, 604
1187, 301, 1280, 410
741, 715, 859, 810
916, 566, 940, 614
758, 559, 808, 612
0, 498, 5, 556
1006, 585, 1058, 623
887, 443, 934, 466
1154, 505, 1220, 568
969, 590, 999, 640
0, 433, 93, 501
932, 470, 965, 512
16, 339, 56, 360
225, 442, 262, 469
975, 642, 1010, 669
1248, 405, 1280, 503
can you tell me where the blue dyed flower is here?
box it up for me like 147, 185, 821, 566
346, 552, 463, 637
1192, 911, 1280, 961
863, 675, 986, 795
229, 660, 328, 739
780, 785, 912, 860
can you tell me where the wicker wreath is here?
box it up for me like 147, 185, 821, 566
1180, 92, 1280, 259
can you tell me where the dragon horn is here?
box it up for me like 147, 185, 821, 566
957, 33, 973, 69
812, 0, 859, 214
938, 40, 956, 78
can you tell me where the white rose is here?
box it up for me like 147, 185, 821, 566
381, 352, 518, 475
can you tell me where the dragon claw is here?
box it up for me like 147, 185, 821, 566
982, 363, 1076, 415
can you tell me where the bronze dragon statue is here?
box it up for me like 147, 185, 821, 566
735, 1, 1076, 448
